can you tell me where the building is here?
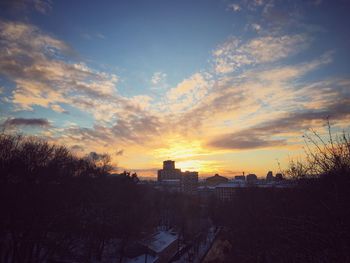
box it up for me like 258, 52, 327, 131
234, 175, 245, 181
158, 160, 182, 181
157, 160, 198, 194
182, 171, 198, 194
124, 230, 178, 263
214, 182, 246, 201
214, 177, 294, 201
246, 173, 257, 183
266, 171, 274, 181
205, 174, 228, 186
275, 173, 284, 181
144, 230, 178, 263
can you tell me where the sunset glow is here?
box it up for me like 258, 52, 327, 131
1, 0, 350, 178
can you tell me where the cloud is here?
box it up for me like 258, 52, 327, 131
174, 52, 341, 141
0, 13, 349, 177
81, 32, 106, 40
310, 0, 322, 6
254, 0, 264, 6
208, 133, 287, 150
166, 73, 211, 112
0, 20, 120, 115
2, 19, 340, 155
0, 20, 168, 148
33, 0, 52, 14
0, 0, 52, 15
115, 149, 124, 156
251, 23, 261, 32
208, 89, 350, 150
151, 71, 167, 86
71, 145, 84, 152
2, 117, 50, 128
213, 34, 309, 74
0, 20, 167, 149
228, 3, 241, 12
87, 151, 109, 161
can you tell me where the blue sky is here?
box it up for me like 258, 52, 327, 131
0, 0, 350, 177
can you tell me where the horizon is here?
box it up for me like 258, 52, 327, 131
122, 159, 279, 179
1, 0, 350, 178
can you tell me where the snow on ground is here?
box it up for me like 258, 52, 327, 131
146, 230, 178, 253
173, 227, 219, 263
124, 254, 158, 263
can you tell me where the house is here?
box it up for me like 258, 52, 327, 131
124, 230, 178, 263
205, 174, 228, 186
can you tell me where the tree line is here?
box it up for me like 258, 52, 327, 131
0, 134, 204, 262
207, 126, 350, 262
1, 125, 349, 262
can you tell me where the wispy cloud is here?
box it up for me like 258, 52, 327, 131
0, 20, 119, 114
0, 0, 53, 15
207, 98, 350, 150
166, 73, 211, 112
1, 117, 50, 128
115, 149, 124, 156
227, 3, 241, 12
150, 71, 167, 90
213, 34, 308, 74
0, 9, 349, 176
81, 32, 106, 40
250, 23, 261, 32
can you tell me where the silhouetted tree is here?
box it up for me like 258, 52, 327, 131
208, 124, 350, 262
0, 134, 159, 262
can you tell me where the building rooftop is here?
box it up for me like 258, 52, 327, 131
125, 254, 158, 263
216, 182, 247, 188
144, 230, 178, 254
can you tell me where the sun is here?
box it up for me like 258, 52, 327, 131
153, 138, 204, 159
152, 137, 215, 173
176, 160, 203, 172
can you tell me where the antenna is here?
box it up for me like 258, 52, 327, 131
275, 158, 282, 174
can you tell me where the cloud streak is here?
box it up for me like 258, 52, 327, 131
0, 10, 349, 176
0, 0, 53, 15
213, 34, 308, 74
2, 118, 50, 128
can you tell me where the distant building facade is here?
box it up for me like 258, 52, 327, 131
246, 174, 257, 183
124, 230, 178, 263
215, 182, 246, 201
157, 160, 198, 194
158, 160, 182, 181
275, 173, 283, 181
213, 171, 290, 201
182, 171, 198, 194
234, 175, 245, 181
266, 171, 274, 181
206, 174, 228, 186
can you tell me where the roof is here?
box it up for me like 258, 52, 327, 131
145, 231, 178, 253
206, 174, 228, 181
215, 182, 247, 188
124, 254, 158, 263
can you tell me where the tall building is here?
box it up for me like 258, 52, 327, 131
157, 160, 198, 194
163, 160, 175, 170
157, 160, 182, 181
266, 171, 274, 182
181, 171, 198, 194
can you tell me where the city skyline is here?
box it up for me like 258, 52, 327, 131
1, 0, 350, 177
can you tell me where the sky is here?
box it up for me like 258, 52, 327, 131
0, 0, 350, 178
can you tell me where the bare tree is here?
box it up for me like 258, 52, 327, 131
286, 120, 350, 179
